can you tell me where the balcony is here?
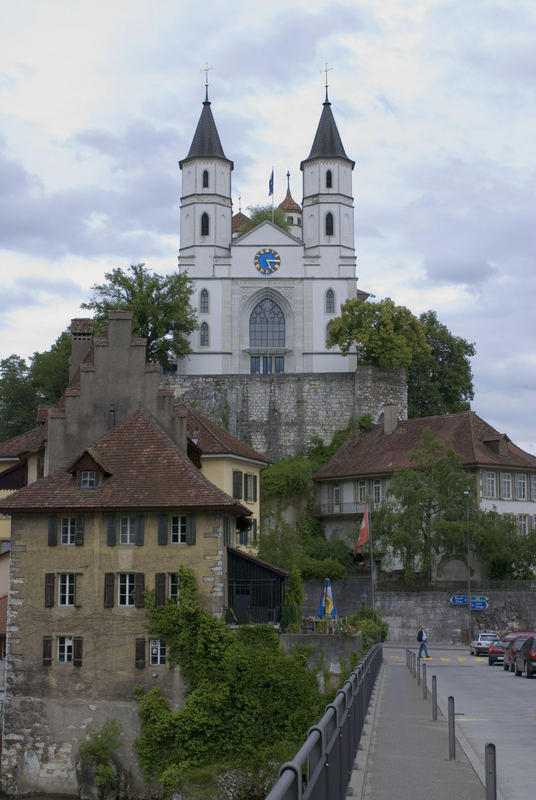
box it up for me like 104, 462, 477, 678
313, 502, 367, 517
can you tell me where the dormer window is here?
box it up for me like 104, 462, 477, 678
80, 470, 96, 489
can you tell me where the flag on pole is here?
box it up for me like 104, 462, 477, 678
268, 169, 274, 197
353, 504, 370, 557
318, 577, 337, 618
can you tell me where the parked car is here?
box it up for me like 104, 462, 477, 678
503, 634, 533, 672
514, 635, 536, 678
470, 631, 499, 655
487, 638, 504, 666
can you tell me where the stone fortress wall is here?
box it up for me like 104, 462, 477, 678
168, 366, 408, 461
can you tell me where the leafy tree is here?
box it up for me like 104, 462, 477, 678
373, 428, 473, 580
0, 356, 39, 441
235, 205, 289, 237
81, 263, 197, 367
327, 297, 430, 369
408, 310, 475, 418
31, 330, 71, 406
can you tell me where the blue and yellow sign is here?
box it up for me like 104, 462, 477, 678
254, 248, 281, 275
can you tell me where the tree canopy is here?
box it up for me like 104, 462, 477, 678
235, 205, 290, 237
327, 298, 475, 418
81, 263, 197, 367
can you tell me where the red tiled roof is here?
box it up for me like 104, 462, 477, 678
314, 411, 536, 480
181, 404, 269, 465
0, 409, 250, 515
278, 187, 301, 213
232, 212, 249, 234
0, 425, 46, 459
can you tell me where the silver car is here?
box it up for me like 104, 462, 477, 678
470, 631, 499, 655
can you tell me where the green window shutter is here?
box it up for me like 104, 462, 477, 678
155, 573, 166, 607
42, 636, 53, 667
75, 516, 84, 546
48, 516, 58, 547
107, 514, 117, 547
73, 636, 83, 667
135, 637, 146, 669
232, 470, 243, 500
104, 573, 115, 608
157, 514, 168, 545
135, 573, 145, 608
186, 514, 196, 546
44, 573, 55, 608
253, 475, 257, 502
135, 514, 145, 547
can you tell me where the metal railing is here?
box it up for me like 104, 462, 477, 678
265, 643, 382, 800
313, 502, 367, 516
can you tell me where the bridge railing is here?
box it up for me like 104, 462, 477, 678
264, 642, 382, 800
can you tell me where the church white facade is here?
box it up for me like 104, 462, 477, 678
177, 86, 363, 376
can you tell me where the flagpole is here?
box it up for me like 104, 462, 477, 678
271, 166, 274, 224
369, 508, 375, 611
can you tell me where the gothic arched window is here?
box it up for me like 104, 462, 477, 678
249, 299, 285, 348
325, 212, 334, 237
200, 322, 209, 347
325, 288, 335, 314
201, 212, 209, 236
202, 170, 209, 188
326, 169, 332, 188
200, 288, 209, 313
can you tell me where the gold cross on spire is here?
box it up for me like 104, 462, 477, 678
201, 63, 213, 100
321, 63, 333, 101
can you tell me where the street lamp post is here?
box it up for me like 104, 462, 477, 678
464, 490, 471, 644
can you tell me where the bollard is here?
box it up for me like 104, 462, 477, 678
448, 696, 456, 760
432, 675, 437, 721
485, 742, 497, 800
417, 658, 421, 685
422, 662, 427, 699
412, 652, 416, 678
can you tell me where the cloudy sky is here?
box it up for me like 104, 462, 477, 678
1, 0, 535, 452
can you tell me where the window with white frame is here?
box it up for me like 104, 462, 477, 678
356, 480, 367, 503
171, 515, 187, 544
517, 515, 529, 535
516, 474, 527, 500
120, 516, 137, 544
373, 479, 382, 503
332, 483, 341, 506
150, 639, 167, 665
169, 573, 180, 600
58, 574, 75, 606
530, 474, 536, 501
58, 636, 73, 662
80, 470, 96, 488
501, 472, 512, 499
118, 573, 135, 606
244, 473, 257, 502
61, 517, 77, 545
484, 471, 496, 498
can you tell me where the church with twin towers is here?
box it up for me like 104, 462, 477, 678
173, 80, 406, 460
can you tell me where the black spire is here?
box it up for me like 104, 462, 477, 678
179, 95, 233, 168
300, 99, 354, 169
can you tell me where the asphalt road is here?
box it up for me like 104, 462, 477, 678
385, 645, 536, 800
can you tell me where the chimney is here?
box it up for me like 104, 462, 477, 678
173, 406, 188, 452
383, 404, 398, 436
69, 318, 94, 380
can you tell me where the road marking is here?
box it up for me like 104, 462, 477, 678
440, 657, 451, 661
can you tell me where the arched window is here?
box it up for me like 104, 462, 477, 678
201, 212, 209, 236
249, 299, 285, 348
200, 322, 209, 347
200, 288, 209, 313
325, 212, 334, 237
202, 170, 209, 188
326, 169, 332, 188
325, 288, 335, 314
326, 321, 332, 345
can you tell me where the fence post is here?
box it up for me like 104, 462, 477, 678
448, 696, 456, 760
432, 675, 437, 721
485, 742, 497, 800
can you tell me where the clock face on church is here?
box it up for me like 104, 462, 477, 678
254, 248, 281, 275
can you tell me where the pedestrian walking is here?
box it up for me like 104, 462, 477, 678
417, 626, 429, 658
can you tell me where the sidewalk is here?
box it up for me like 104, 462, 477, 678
348, 649, 485, 800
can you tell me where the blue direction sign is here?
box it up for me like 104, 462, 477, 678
450, 594, 468, 605
471, 601, 488, 610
